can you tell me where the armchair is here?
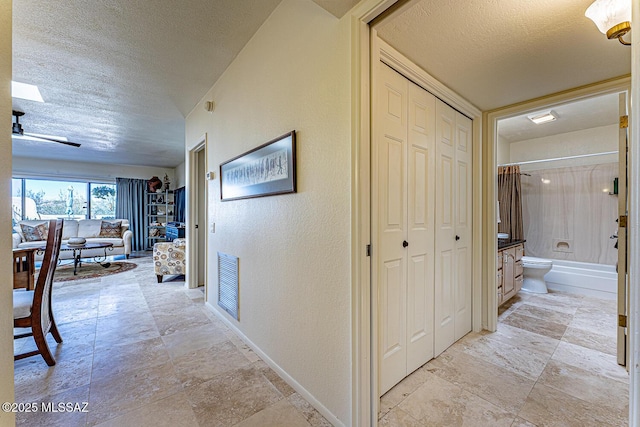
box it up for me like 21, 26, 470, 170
153, 238, 186, 283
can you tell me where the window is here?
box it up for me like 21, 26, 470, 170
11, 178, 116, 223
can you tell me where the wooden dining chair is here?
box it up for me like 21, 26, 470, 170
13, 219, 64, 366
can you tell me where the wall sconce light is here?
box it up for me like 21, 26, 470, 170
585, 0, 632, 46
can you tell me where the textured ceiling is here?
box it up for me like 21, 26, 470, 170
376, 0, 631, 111
12, 0, 282, 167
12, 0, 632, 168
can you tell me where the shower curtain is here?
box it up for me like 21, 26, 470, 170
498, 165, 524, 241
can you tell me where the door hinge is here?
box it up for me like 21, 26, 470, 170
619, 314, 627, 328
366, 244, 371, 257
620, 115, 628, 128
619, 215, 628, 228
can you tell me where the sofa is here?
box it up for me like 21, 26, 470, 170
12, 219, 133, 260
153, 238, 186, 282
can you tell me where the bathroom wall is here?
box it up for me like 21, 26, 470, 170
521, 163, 618, 265
510, 124, 618, 171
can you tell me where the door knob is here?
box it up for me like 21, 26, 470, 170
402, 240, 409, 248
455, 235, 460, 241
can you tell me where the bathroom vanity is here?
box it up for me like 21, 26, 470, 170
497, 240, 525, 306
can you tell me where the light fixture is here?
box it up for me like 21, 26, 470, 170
585, 0, 631, 46
11, 81, 44, 102
528, 110, 558, 125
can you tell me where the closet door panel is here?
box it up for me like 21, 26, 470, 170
406, 82, 435, 372
434, 101, 456, 356
454, 112, 472, 340
377, 63, 409, 395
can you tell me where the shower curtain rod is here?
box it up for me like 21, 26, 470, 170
499, 151, 618, 167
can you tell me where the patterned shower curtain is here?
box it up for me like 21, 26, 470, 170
115, 177, 148, 251
498, 165, 524, 241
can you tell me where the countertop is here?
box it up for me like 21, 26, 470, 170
498, 239, 525, 250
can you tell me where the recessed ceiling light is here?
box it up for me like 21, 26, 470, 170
528, 110, 557, 125
11, 81, 44, 103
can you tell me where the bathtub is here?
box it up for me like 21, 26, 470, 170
544, 260, 617, 300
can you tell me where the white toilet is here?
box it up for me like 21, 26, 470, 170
521, 256, 553, 293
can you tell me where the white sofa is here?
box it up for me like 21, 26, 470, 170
12, 219, 133, 260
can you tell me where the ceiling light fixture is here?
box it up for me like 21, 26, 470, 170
528, 110, 558, 125
11, 81, 44, 102
585, 0, 632, 46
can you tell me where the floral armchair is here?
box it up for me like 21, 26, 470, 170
153, 238, 186, 283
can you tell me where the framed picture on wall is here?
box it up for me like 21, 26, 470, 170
220, 130, 297, 201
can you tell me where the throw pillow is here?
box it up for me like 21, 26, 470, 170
20, 222, 48, 242
99, 220, 122, 238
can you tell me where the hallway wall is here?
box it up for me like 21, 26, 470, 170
186, 0, 352, 424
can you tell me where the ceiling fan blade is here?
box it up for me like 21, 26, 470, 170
22, 132, 81, 147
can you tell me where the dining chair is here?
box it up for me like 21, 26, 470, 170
13, 219, 64, 366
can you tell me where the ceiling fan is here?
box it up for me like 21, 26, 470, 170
12, 110, 81, 147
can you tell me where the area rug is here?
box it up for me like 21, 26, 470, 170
48, 261, 138, 282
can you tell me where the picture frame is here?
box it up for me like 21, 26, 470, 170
220, 130, 296, 201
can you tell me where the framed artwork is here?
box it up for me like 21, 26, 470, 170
220, 130, 296, 201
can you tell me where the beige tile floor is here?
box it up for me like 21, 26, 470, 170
13, 253, 331, 427
380, 290, 629, 426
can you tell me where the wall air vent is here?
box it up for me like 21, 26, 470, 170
218, 252, 239, 320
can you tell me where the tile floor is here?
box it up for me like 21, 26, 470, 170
379, 290, 629, 426
15, 253, 629, 427
13, 253, 331, 427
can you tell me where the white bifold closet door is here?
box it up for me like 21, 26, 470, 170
376, 62, 472, 396
376, 63, 436, 395
433, 101, 472, 357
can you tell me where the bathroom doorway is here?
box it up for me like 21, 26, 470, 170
493, 85, 630, 366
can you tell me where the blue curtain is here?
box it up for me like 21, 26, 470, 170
174, 186, 186, 223
115, 178, 147, 251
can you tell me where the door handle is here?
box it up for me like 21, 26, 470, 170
455, 235, 460, 241
402, 240, 409, 248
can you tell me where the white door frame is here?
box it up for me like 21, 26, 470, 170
186, 135, 207, 291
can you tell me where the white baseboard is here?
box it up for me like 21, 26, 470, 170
204, 301, 344, 427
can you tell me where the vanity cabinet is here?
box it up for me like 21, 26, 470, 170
497, 242, 524, 306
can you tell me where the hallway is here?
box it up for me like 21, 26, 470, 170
13, 254, 330, 427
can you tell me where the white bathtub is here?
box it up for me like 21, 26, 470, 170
544, 260, 617, 300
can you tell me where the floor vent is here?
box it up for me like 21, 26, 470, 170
218, 252, 239, 320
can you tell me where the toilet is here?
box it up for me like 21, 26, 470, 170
521, 256, 553, 293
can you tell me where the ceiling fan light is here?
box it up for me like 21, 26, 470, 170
585, 0, 631, 36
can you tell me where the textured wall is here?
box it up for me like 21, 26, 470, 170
521, 163, 618, 265
186, 0, 351, 424
0, 0, 15, 424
